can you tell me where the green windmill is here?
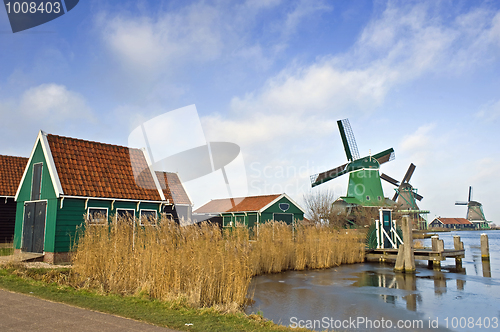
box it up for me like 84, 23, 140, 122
310, 119, 395, 207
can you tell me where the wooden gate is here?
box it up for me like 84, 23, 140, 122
22, 201, 46, 253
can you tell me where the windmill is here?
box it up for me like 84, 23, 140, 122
380, 163, 430, 229
310, 119, 395, 207
455, 186, 489, 228
380, 163, 423, 210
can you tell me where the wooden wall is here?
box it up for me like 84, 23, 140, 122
0, 198, 16, 243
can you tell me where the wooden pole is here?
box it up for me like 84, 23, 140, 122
394, 244, 405, 272
402, 215, 416, 273
453, 235, 464, 270
431, 235, 441, 270
481, 233, 490, 260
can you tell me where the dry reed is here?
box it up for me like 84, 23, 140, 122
72, 216, 364, 311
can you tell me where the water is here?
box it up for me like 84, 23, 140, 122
246, 230, 500, 331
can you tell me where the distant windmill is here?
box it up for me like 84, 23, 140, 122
310, 119, 395, 206
455, 186, 488, 226
380, 163, 423, 210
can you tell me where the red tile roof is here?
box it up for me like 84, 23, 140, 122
155, 171, 191, 205
435, 218, 472, 225
194, 194, 281, 213
0, 155, 28, 197
47, 134, 163, 201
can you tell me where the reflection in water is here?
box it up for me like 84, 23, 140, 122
247, 231, 500, 331
483, 259, 491, 278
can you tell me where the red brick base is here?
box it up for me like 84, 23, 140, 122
43, 252, 72, 264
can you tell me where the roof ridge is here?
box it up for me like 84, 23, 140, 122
209, 193, 282, 201
47, 133, 139, 151
0, 154, 28, 160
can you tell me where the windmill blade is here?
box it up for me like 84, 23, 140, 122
392, 191, 399, 202
402, 163, 416, 184
468, 186, 472, 202
380, 173, 400, 186
337, 119, 360, 161
372, 148, 395, 165
414, 192, 423, 201
310, 163, 348, 187
455, 201, 468, 205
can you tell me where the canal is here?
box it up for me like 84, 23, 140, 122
246, 230, 500, 331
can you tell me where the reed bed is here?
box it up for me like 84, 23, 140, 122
72, 217, 364, 311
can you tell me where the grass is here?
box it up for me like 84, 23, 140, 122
0, 247, 13, 256
71, 218, 365, 311
0, 264, 307, 331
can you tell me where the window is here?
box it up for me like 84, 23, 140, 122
377, 196, 382, 201
366, 196, 371, 201
116, 209, 135, 223
87, 208, 108, 225
140, 209, 158, 226
31, 163, 43, 200
223, 215, 232, 227
235, 215, 245, 227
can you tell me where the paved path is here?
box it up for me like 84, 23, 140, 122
0, 289, 180, 331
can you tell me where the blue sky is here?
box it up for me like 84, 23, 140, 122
1, 0, 500, 222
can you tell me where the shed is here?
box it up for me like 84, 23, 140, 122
0, 155, 28, 243
194, 193, 305, 227
13, 131, 191, 263
429, 217, 474, 229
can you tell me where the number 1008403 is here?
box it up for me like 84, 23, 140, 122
5, 2, 62, 14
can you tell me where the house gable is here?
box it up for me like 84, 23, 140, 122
15, 137, 58, 202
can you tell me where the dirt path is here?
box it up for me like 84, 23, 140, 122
0, 289, 180, 331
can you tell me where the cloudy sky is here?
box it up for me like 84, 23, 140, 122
1, 0, 499, 222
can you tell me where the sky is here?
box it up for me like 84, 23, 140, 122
1, 0, 499, 223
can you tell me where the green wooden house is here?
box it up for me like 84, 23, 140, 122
193, 193, 305, 228
13, 131, 191, 263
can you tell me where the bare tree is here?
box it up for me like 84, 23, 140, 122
303, 189, 339, 226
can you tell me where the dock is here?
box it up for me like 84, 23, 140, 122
366, 247, 465, 263
366, 232, 466, 270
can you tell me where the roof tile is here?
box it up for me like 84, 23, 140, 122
194, 194, 281, 213
0, 155, 28, 196
47, 134, 162, 201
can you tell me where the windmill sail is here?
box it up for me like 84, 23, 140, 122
337, 119, 360, 161
380, 173, 399, 186
402, 163, 416, 184
310, 163, 348, 187
380, 163, 422, 202
372, 148, 395, 165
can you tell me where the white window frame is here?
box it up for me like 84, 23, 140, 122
115, 208, 135, 223
87, 207, 109, 225
139, 209, 158, 226
222, 215, 232, 227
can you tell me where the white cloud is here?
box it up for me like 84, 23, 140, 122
19, 84, 92, 121
399, 123, 436, 166
477, 99, 500, 120
0, 84, 95, 155
100, 3, 223, 74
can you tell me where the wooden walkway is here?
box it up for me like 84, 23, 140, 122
366, 248, 465, 262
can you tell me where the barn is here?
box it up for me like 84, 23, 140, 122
0, 155, 28, 243
193, 193, 305, 227
428, 217, 474, 229
13, 131, 191, 263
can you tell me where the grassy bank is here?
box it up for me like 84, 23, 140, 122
0, 247, 13, 256
0, 264, 304, 331
71, 219, 364, 311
